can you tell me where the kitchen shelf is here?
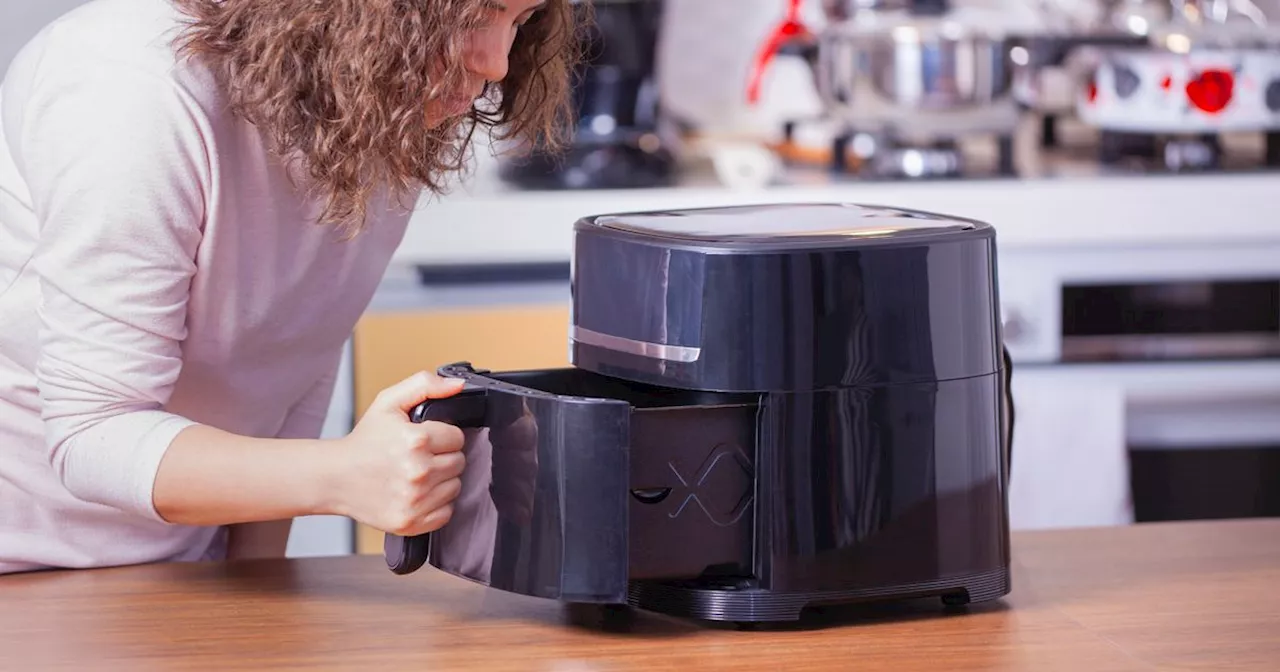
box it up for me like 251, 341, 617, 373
394, 170, 1280, 268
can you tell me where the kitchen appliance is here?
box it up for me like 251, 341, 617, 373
1007, 0, 1153, 150
383, 203, 1015, 624
999, 224, 1280, 530
497, 0, 677, 190
1072, 0, 1280, 170
748, 0, 1031, 179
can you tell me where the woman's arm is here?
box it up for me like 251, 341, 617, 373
153, 424, 344, 527
21, 53, 465, 541
223, 352, 344, 559
23, 58, 213, 522
152, 372, 467, 532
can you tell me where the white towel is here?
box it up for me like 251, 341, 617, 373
432, 428, 498, 583
1008, 370, 1134, 531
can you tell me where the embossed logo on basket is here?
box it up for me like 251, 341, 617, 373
666, 443, 754, 526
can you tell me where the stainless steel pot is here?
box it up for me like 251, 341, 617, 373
748, 0, 1020, 113
816, 17, 1015, 111
747, 0, 1022, 114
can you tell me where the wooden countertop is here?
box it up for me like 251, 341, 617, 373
3, 519, 1278, 671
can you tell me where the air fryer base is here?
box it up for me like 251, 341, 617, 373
626, 566, 1011, 623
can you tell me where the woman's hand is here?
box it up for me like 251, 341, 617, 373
332, 371, 468, 536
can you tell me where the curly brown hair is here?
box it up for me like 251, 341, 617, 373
170, 0, 585, 236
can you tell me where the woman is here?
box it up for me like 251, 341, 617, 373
0, 0, 581, 574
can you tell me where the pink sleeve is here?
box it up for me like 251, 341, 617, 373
18, 58, 211, 521
275, 351, 343, 440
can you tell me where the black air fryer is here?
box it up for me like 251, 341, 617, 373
385, 203, 1014, 624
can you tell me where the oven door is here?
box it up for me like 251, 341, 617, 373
1006, 359, 1280, 530
1001, 247, 1280, 529
1128, 392, 1280, 522
1056, 274, 1280, 521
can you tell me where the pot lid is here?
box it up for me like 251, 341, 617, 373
580, 203, 985, 246
824, 5, 1032, 41
1121, 0, 1280, 49
1147, 21, 1280, 50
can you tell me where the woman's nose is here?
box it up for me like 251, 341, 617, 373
467, 29, 513, 84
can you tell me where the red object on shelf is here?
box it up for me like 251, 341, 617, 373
1186, 69, 1234, 114
746, 0, 813, 104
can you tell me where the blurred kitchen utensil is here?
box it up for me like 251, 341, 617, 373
1073, 0, 1280, 169
748, 0, 1040, 178
497, 0, 677, 190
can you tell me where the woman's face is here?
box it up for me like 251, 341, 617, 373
172, 0, 581, 232
428, 0, 549, 125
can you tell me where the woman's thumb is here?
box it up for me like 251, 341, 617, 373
374, 371, 464, 414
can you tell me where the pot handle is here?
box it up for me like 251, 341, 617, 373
747, 0, 814, 104
383, 386, 489, 575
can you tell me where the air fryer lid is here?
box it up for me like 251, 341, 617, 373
581, 203, 982, 248
570, 202, 1003, 393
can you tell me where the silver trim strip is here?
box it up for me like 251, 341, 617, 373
570, 326, 702, 363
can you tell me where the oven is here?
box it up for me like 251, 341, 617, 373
998, 238, 1280, 529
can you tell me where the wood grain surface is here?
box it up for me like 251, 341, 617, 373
2, 518, 1278, 671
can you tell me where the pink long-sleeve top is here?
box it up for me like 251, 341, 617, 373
0, 0, 412, 574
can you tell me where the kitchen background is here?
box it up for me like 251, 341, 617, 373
4, 0, 1279, 557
